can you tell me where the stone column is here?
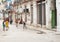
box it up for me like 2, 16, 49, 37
33, 1, 37, 26
56, 0, 60, 32
46, 0, 51, 29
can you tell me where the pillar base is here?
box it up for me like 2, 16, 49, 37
57, 26, 60, 32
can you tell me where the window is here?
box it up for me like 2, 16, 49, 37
24, 9, 29, 13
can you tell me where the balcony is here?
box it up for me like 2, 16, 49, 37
21, 0, 32, 3
36, 0, 45, 3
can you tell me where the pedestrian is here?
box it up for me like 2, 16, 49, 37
15, 19, 18, 27
23, 21, 27, 29
2, 20, 5, 31
5, 20, 9, 31
10, 19, 13, 24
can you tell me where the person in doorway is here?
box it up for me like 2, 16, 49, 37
2, 20, 5, 31
5, 20, 9, 31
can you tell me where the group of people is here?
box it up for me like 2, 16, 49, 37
2, 18, 13, 31
2, 18, 27, 31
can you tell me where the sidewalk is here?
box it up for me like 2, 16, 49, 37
26, 24, 55, 34
26, 24, 60, 35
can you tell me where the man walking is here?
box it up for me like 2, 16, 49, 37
2, 20, 5, 31
10, 19, 13, 24
15, 19, 18, 27
23, 21, 27, 30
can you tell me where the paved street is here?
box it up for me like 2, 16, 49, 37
0, 0, 60, 42
0, 20, 60, 42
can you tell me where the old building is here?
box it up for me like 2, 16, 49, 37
17, 0, 57, 30
3, 0, 57, 31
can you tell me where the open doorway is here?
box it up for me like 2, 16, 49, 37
37, 1, 46, 27
51, 0, 57, 28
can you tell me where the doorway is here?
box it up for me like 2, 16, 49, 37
37, 2, 46, 27
31, 4, 33, 23
51, 0, 57, 28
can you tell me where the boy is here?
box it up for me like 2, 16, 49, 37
5, 21, 9, 31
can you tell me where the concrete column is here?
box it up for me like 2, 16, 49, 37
26, 2, 31, 24
46, 0, 51, 29
33, 1, 37, 25
56, 0, 60, 32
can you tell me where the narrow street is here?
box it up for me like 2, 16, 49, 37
0, 20, 60, 42
0, 0, 60, 42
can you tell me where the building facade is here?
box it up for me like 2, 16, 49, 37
7, 0, 59, 31
18, 0, 57, 29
